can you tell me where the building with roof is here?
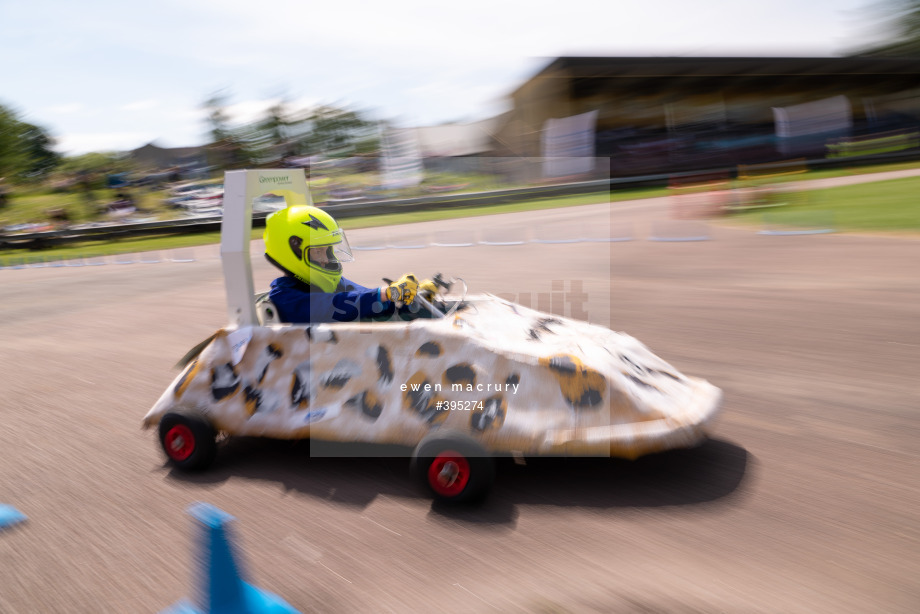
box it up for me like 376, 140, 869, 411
493, 56, 920, 176
128, 142, 208, 170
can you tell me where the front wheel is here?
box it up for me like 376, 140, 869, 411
411, 432, 494, 504
158, 412, 217, 471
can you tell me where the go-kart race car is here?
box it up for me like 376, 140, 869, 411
143, 169, 722, 503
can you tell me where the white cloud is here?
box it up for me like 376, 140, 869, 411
54, 132, 159, 155
121, 100, 160, 112
223, 98, 285, 126
210, 96, 323, 126
403, 79, 512, 126
44, 104, 85, 115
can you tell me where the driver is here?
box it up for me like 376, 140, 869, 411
263, 205, 436, 324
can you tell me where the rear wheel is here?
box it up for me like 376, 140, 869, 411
412, 432, 494, 503
158, 412, 217, 471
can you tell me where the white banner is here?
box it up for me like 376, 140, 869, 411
381, 128, 423, 189
772, 95, 852, 139
541, 110, 598, 178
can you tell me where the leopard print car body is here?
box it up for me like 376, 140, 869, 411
144, 295, 721, 458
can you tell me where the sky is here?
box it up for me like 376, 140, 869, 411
0, 0, 879, 156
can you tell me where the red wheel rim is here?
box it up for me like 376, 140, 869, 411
427, 451, 471, 497
164, 424, 195, 461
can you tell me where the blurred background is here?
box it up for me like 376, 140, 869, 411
1, 0, 919, 237
2, 3, 920, 613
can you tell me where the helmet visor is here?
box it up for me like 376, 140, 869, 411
306, 229, 354, 272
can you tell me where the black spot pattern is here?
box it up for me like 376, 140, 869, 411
211, 363, 240, 400
244, 385, 262, 416
652, 369, 681, 381
405, 382, 434, 415
323, 373, 351, 389
547, 355, 578, 374
404, 374, 443, 423
444, 363, 476, 386
359, 391, 382, 419
376, 346, 393, 384
471, 396, 505, 432
575, 387, 604, 407
291, 370, 311, 408
626, 374, 659, 392
416, 341, 442, 357
257, 344, 283, 383
530, 318, 562, 340
540, 355, 606, 409
620, 353, 647, 375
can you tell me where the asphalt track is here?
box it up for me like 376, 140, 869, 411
1, 192, 919, 613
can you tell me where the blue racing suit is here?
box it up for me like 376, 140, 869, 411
268, 276, 396, 324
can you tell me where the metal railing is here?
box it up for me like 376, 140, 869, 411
0, 178, 614, 250
3, 146, 919, 251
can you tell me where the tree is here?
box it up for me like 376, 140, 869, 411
299, 105, 379, 157
203, 91, 234, 144
202, 91, 256, 169
19, 122, 61, 178
852, 0, 920, 56
0, 105, 25, 178
260, 101, 292, 148
241, 102, 380, 160
0, 103, 59, 181
199, 93, 380, 169
246, 99, 301, 163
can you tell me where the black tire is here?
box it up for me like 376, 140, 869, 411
411, 432, 495, 504
158, 412, 218, 471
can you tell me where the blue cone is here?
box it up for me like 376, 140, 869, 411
163, 503, 300, 614
0, 504, 27, 530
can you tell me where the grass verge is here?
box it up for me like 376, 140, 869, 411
725, 175, 920, 233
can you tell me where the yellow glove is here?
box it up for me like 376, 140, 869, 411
384, 273, 420, 304
419, 279, 438, 301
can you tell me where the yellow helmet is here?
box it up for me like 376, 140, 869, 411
263, 205, 354, 292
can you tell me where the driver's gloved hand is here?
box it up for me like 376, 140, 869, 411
384, 273, 419, 304
419, 279, 438, 302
